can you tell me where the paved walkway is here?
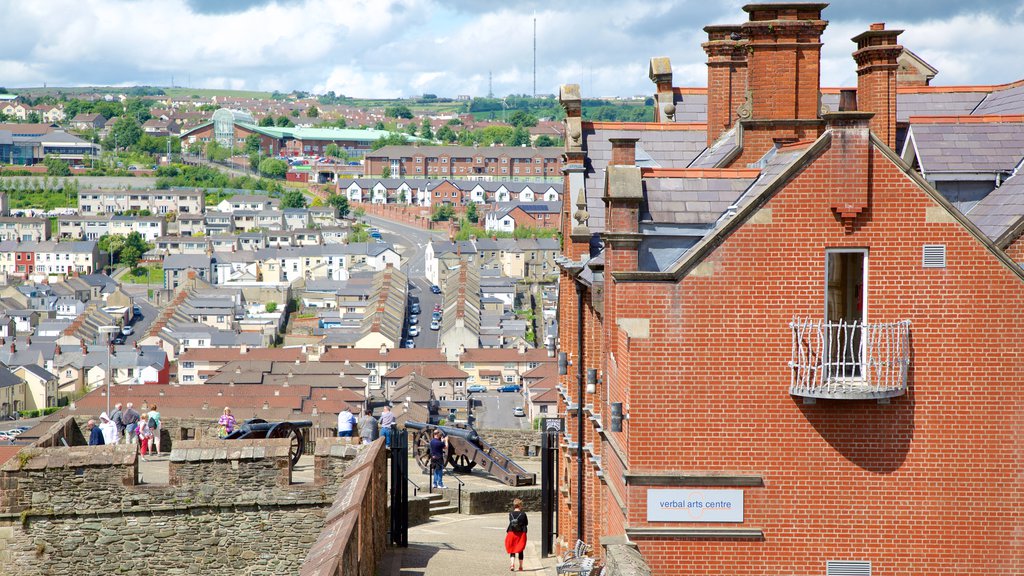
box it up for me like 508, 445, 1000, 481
380, 512, 557, 576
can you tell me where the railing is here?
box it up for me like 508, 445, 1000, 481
407, 477, 422, 498
790, 318, 911, 400
449, 472, 464, 512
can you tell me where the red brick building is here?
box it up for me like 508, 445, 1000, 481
364, 145, 563, 182
555, 4, 1024, 575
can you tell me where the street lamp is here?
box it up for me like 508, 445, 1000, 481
98, 326, 120, 415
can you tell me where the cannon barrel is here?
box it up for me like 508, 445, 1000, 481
405, 421, 479, 443
240, 419, 312, 431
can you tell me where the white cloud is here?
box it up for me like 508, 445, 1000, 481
0, 0, 1020, 97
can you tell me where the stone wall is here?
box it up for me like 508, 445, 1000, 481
0, 416, 387, 575
478, 428, 542, 461
460, 486, 541, 515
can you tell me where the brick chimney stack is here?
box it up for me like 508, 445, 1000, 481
603, 138, 643, 273
729, 3, 828, 165
702, 25, 748, 146
852, 22, 903, 151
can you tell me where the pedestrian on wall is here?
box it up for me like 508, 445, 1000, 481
379, 405, 396, 449
121, 402, 140, 444
359, 409, 379, 445
86, 419, 104, 446
218, 407, 236, 437
429, 429, 447, 489
110, 403, 125, 441
337, 405, 356, 438
504, 498, 529, 571
98, 412, 118, 445
146, 404, 161, 455
137, 416, 151, 460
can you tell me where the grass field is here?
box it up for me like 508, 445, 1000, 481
121, 265, 163, 285
164, 87, 274, 99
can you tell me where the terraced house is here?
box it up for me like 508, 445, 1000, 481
555, 4, 1024, 575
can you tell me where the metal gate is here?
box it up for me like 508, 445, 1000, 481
389, 428, 409, 547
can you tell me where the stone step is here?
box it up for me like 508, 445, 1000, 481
429, 504, 459, 515
421, 492, 446, 502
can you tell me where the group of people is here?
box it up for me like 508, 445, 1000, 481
337, 404, 396, 447
85, 402, 161, 459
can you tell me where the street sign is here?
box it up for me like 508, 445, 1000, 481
542, 417, 564, 433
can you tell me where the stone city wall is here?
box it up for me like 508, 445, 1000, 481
0, 416, 387, 575
478, 428, 543, 460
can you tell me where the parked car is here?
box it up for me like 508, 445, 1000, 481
408, 326, 420, 337
404, 339, 415, 348
432, 311, 442, 321
497, 384, 522, 393
411, 303, 421, 314
433, 304, 442, 312
430, 285, 441, 294
430, 320, 440, 331
467, 384, 488, 394
121, 326, 134, 336
112, 335, 126, 345
513, 407, 525, 417
408, 315, 419, 325
133, 305, 142, 316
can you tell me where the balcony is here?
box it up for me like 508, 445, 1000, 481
789, 318, 911, 400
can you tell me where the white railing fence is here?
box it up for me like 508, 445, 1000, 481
790, 318, 911, 399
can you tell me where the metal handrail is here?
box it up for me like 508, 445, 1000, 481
407, 477, 421, 498
448, 471, 465, 512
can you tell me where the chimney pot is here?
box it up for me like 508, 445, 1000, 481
609, 138, 640, 167
839, 89, 858, 112
870, 22, 885, 31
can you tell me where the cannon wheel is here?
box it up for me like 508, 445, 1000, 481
267, 422, 304, 466
412, 429, 432, 472
449, 452, 477, 474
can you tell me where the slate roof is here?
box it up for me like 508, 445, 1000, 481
908, 121, 1024, 175
640, 176, 755, 225
966, 170, 1024, 244
688, 126, 740, 168
669, 91, 708, 123
367, 145, 562, 160
972, 82, 1024, 116
582, 125, 707, 231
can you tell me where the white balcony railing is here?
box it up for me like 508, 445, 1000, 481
790, 318, 911, 400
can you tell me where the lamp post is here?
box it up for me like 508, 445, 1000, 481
98, 326, 120, 415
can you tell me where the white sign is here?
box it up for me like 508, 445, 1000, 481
646, 489, 744, 523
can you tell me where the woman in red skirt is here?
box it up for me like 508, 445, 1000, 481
504, 498, 528, 571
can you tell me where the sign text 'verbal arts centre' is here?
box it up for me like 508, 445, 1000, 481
646, 489, 744, 523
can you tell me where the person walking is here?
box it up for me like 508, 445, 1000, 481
337, 405, 356, 438
379, 405, 396, 449
98, 412, 118, 445
122, 402, 140, 444
504, 498, 529, 571
218, 407, 236, 437
110, 403, 125, 442
359, 409, 379, 445
86, 419, 104, 446
146, 404, 161, 455
429, 429, 447, 489
137, 416, 151, 460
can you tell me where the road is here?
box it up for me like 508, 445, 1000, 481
471, 392, 530, 430
122, 292, 159, 346
361, 214, 445, 350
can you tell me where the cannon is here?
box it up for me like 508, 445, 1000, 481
406, 421, 535, 486
223, 418, 312, 466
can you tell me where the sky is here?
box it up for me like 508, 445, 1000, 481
1, 0, 1022, 99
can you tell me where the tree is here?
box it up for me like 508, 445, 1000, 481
276, 116, 294, 127
374, 121, 385, 130
26, 111, 41, 124
420, 118, 434, 140
511, 127, 531, 147
257, 158, 288, 179
436, 124, 457, 143
243, 134, 262, 154
508, 110, 538, 128
325, 143, 340, 158
290, 109, 300, 118
327, 193, 350, 218
258, 116, 275, 127
265, 301, 278, 313
431, 204, 456, 222
307, 105, 319, 118
105, 116, 142, 150
381, 166, 391, 179
534, 135, 560, 147
249, 152, 260, 171
371, 132, 408, 151
120, 244, 141, 271
385, 105, 413, 119
281, 189, 307, 208
405, 123, 417, 137
466, 202, 479, 223
43, 156, 71, 176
